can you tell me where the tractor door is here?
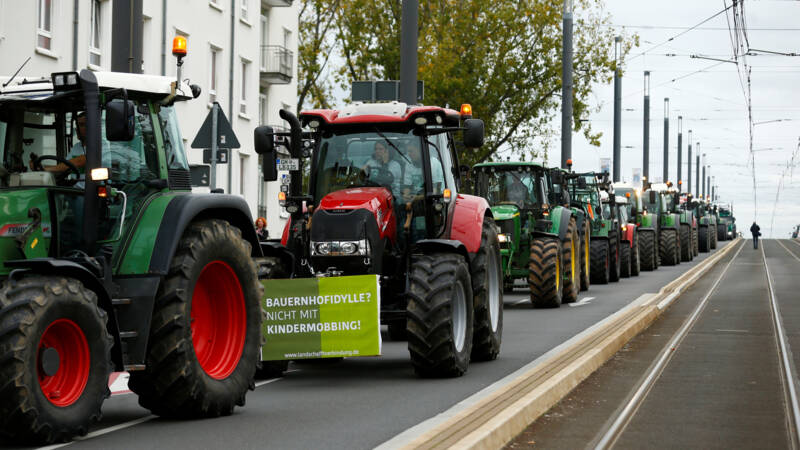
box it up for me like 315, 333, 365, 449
423, 131, 453, 238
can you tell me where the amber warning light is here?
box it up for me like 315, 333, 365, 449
172, 36, 187, 57
460, 104, 473, 117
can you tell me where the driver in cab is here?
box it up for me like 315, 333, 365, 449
29, 112, 87, 176
362, 141, 402, 192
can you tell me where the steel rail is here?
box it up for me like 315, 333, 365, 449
593, 240, 746, 450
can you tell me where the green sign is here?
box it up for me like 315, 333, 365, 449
261, 275, 381, 361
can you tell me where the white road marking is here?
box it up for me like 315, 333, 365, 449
569, 297, 595, 307
513, 298, 529, 306
37, 416, 156, 450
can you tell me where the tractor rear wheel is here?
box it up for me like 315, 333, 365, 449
639, 230, 657, 271
562, 219, 580, 304
129, 219, 262, 417
711, 225, 718, 249
529, 237, 563, 308
620, 242, 632, 278
470, 217, 503, 361
693, 227, 699, 256
698, 225, 710, 252
580, 221, 591, 291
407, 253, 474, 377
660, 229, 679, 265
0, 276, 112, 445
680, 224, 692, 262
631, 232, 641, 276
254, 257, 290, 379
609, 232, 621, 282
590, 239, 610, 284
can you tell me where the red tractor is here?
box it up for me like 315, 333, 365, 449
255, 102, 502, 377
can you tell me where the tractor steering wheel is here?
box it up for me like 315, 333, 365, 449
34, 155, 82, 185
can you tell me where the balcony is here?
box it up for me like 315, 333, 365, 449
260, 45, 293, 85
262, 0, 293, 6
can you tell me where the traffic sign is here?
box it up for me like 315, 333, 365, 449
203, 148, 230, 164
191, 102, 241, 149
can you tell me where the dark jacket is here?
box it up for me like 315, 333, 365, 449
750, 223, 761, 236
256, 227, 269, 241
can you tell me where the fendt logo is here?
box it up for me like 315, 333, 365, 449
0, 223, 51, 237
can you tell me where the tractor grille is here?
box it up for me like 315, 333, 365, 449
168, 169, 192, 190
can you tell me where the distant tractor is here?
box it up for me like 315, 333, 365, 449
257, 101, 503, 377
471, 162, 581, 307
568, 173, 620, 284
692, 198, 717, 252
642, 182, 682, 266
608, 193, 640, 278
716, 202, 735, 241
0, 44, 264, 444
613, 183, 643, 277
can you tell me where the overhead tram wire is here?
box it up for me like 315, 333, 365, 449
626, 4, 734, 62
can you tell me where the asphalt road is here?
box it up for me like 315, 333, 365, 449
5, 241, 731, 450
511, 239, 799, 449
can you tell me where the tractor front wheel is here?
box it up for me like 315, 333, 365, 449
407, 253, 474, 377
562, 219, 580, 304
631, 232, 641, 276
529, 237, 563, 308
129, 219, 262, 417
580, 221, 591, 291
0, 276, 112, 445
470, 217, 503, 361
699, 225, 710, 252
639, 230, 657, 271
620, 242, 632, 278
660, 229, 679, 266
609, 232, 621, 282
680, 224, 692, 262
590, 239, 610, 284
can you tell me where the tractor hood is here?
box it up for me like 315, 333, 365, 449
312, 187, 397, 244
490, 203, 520, 221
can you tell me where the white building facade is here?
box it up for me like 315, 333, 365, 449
0, 0, 298, 239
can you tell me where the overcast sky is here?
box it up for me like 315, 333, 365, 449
567, 0, 800, 237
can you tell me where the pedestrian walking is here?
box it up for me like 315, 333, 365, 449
750, 221, 761, 249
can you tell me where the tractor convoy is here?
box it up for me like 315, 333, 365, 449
0, 53, 736, 447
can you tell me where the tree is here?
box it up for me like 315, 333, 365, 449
297, 0, 341, 113
297, 0, 635, 165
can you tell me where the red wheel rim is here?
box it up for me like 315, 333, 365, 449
38, 319, 90, 407
191, 261, 247, 380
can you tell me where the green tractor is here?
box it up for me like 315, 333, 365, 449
0, 68, 265, 443
715, 202, 735, 241
549, 167, 591, 293
670, 190, 697, 262
472, 163, 581, 307
642, 182, 682, 267
568, 172, 620, 285
612, 182, 643, 277
688, 198, 716, 252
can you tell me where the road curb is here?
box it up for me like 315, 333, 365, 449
390, 238, 741, 449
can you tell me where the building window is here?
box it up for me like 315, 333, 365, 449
89, 0, 102, 67
209, 46, 220, 103
259, 93, 268, 125
239, 154, 247, 195
37, 0, 52, 50
240, 59, 249, 115
240, 0, 248, 21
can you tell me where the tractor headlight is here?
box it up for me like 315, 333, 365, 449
497, 234, 508, 243
311, 239, 369, 256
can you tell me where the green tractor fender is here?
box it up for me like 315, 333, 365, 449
532, 206, 571, 241
638, 211, 657, 230
661, 213, 680, 230
570, 208, 586, 235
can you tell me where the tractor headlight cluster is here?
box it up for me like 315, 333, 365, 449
311, 239, 369, 257
497, 234, 508, 243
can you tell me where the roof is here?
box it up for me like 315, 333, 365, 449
0, 71, 193, 101
473, 161, 545, 169
300, 102, 462, 126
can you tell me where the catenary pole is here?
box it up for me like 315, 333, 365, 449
561, 0, 574, 168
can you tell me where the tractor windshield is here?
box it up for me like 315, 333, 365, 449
313, 129, 433, 201
474, 167, 540, 209
0, 100, 161, 188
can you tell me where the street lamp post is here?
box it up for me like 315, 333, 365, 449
696, 145, 701, 198
687, 130, 692, 195
560, 0, 574, 169
643, 71, 650, 180
702, 154, 706, 198
613, 36, 622, 182
677, 116, 683, 192
663, 98, 669, 183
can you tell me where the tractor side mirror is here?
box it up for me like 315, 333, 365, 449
254, 126, 278, 182
105, 98, 135, 141
462, 119, 485, 148
649, 190, 657, 204
577, 177, 587, 189
551, 170, 563, 185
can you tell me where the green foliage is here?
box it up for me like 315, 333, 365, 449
298, 0, 636, 165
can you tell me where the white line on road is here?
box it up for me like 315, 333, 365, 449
37, 416, 156, 450
568, 297, 595, 307
513, 298, 529, 306
777, 239, 800, 263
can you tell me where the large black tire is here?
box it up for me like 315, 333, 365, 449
0, 276, 112, 444
692, 226, 699, 256
698, 225, 710, 252
631, 232, 641, 276
129, 219, 262, 418
470, 217, 503, 361
717, 224, 727, 241
620, 242, 632, 278
710, 224, 718, 249
639, 230, 657, 271
562, 218, 580, 304
590, 239, 610, 284
609, 231, 621, 282
407, 253, 474, 377
529, 237, 563, 308
254, 257, 290, 378
579, 221, 591, 291
680, 224, 692, 262
660, 229, 679, 265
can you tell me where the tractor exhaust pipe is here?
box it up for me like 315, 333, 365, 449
279, 109, 303, 198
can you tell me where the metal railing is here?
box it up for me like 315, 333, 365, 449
260, 45, 293, 82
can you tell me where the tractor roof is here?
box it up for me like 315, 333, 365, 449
0, 72, 193, 102
472, 161, 545, 169
613, 182, 636, 190
299, 102, 463, 127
